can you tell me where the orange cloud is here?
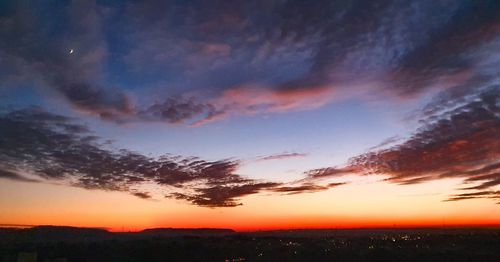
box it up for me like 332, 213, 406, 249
215, 85, 335, 114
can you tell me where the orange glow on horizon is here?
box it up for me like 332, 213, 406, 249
1, 179, 498, 232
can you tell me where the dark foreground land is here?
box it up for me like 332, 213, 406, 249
1, 226, 499, 261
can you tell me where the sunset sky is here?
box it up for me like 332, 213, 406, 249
0, 0, 499, 231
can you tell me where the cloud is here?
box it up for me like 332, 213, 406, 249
367, 136, 401, 151
139, 97, 222, 125
0, 0, 134, 120
462, 174, 500, 191
0, 168, 38, 183
216, 85, 335, 114
111, 0, 500, 124
304, 167, 359, 180
2, 1, 498, 126
444, 191, 500, 203
257, 152, 308, 162
348, 87, 499, 184
304, 85, 499, 204
271, 182, 346, 195
168, 182, 280, 207
132, 192, 152, 199
0, 107, 339, 207
1, 0, 499, 206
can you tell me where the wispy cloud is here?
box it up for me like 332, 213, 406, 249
271, 182, 346, 195
304, 167, 359, 180
2, 1, 499, 126
1, 0, 499, 206
444, 191, 500, 202
304, 86, 500, 204
257, 152, 308, 162
0, 107, 338, 207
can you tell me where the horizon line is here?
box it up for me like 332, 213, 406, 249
2, 223, 500, 233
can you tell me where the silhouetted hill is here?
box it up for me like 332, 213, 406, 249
29, 225, 110, 239
0, 226, 237, 242
0, 226, 112, 242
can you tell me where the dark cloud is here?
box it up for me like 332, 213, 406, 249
304, 86, 499, 204
139, 97, 223, 125
0, 107, 251, 206
0, 107, 337, 207
3, 1, 499, 125
387, 1, 500, 96
348, 87, 499, 184
462, 174, 500, 191
304, 167, 359, 180
257, 152, 307, 161
271, 182, 345, 195
0, 0, 133, 119
132, 192, 152, 199
444, 191, 500, 203
169, 182, 279, 207
0, 168, 37, 183
120, 0, 499, 121
266, 0, 500, 98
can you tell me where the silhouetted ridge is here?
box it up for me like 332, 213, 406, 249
28, 226, 110, 240
0, 226, 111, 242
29, 225, 108, 233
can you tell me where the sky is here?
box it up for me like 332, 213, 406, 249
0, 0, 499, 231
